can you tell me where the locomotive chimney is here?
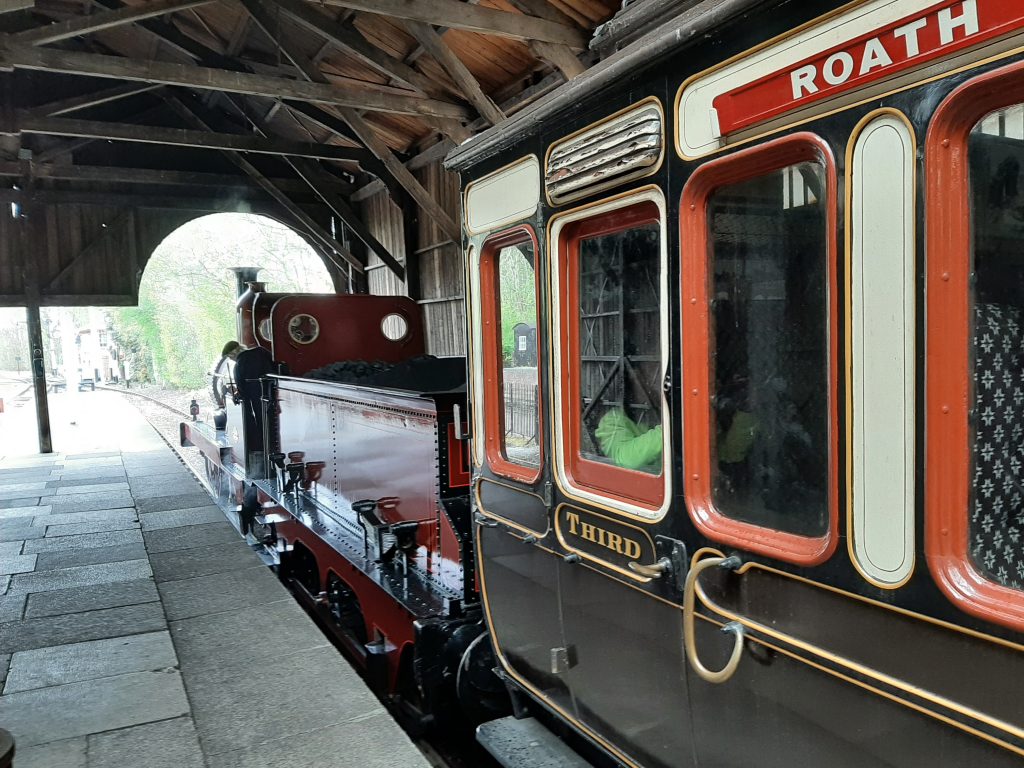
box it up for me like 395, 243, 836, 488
229, 267, 261, 299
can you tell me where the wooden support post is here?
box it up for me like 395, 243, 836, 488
24, 301, 52, 454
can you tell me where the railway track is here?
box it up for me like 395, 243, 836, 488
110, 386, 495, 768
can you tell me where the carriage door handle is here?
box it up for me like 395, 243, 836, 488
627, 557, 672, 578
683, 555, 745, 684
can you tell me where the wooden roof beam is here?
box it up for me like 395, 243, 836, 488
12, 0, 215, 46
0, 44, 472, 119
317, 0, 587, 48
403, 20, 503, 126
0, 160, 354, 193
271, 0, 451, 99
245, 5, 461, 244
26, 82, 162, 117
166, 94, 367, 275
17, 114, 376, 163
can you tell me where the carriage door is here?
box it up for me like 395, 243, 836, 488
680, 133, 855, 767
545, 187, 696, 768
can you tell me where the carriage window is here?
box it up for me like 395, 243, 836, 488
577, 221, 662, 474
481, 230, 542, 481
707, 160, 829, 537
968, 105, 1024, 592
556, 197, 666, 513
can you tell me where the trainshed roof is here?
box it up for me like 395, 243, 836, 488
0, 0, 628, 305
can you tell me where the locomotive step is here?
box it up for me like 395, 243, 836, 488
477, 717, 591, 768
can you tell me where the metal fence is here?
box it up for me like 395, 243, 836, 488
504, 381, 538, 446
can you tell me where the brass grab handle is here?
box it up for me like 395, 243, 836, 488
683, 555, 745, 684
627, 557, 672, 579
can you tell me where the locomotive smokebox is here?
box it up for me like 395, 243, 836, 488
229, 267, 261, 299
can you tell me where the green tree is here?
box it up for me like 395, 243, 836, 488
108, 214, 333, 389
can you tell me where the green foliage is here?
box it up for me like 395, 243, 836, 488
107, 214, 333, 389
497, 245, 537, 363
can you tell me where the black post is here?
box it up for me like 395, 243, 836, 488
25, 302, 52, 454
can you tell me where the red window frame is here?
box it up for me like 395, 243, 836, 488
479, 226, 544, 485
925, 59, 1024, 633
557, 199, 666, 511
680, 132, 839, 566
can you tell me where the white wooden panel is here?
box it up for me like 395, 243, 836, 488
465, 156, 540, 235
851, 113, 915, 587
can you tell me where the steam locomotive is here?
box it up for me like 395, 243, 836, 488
180, 269, 505, 728
184, 0, 1024, 765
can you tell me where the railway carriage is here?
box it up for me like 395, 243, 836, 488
446, 0, 1024, 765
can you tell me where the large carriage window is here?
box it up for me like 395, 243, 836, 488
557, 197, 666, 512
481, 230, 542, 481
578, 221, 662, 473
707, 160, 829, 537
967, 105, 1024, 591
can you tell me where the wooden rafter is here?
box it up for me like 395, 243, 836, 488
11, 0, 215, 46
317, 0, 587, 47
240, 1, 461, 244
0, 161, 353, 194
0, 44, 471, 120
26, 83, 162, 117
403, 20, 503, 126
18, 115, 375, 163
166, 94, 367, 275
271, 0, 452, 99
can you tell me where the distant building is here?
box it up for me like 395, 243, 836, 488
75, 309, 119, 383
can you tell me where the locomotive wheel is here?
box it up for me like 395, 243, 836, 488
327, 575, 367, 646
456, 631, 511, 723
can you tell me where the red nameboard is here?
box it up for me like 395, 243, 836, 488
712, 0, 1024, 136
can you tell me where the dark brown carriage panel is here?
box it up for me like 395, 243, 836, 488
559, 561, 692, 768
479, 527, 572, 714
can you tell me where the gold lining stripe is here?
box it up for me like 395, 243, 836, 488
695, 612, 1024, 758
843, 107, 918, 591
474, 476, 550, 538
691, 549, 1024, 740
673, 2, 1024, 160
552, 503, 656, 583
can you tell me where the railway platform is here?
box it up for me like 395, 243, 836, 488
0, 392, 430, 768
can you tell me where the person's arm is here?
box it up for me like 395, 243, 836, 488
596, 409, 664, 470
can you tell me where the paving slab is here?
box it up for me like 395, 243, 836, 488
48, 492, 136, 514
0, 482, 49, 494
158, 565, 288, 621
137, 494, 217, 515
0, 594, 25, 622
22, 528, 143, 554
50, 482, 130, 496
0, 601, 167, 653
143, 521, 239, 554
206, 711, 429, 768
0, 669, 189, 746
4, 736, 87, 768
140, 505, 226, 531
66, 451, 122, 460
35, 543, 149, 571
25, 578, 159, 619
38, 508, 137, 529
55, 468, 127, 482
0, 553, 36, 575
0, 505, 51, 521
0, 542, 22, 556
0, 653, 7, 685
170, 600, 325, 671
184, 645, 382, 756
0, 496, 41, 508
56, 476, 127, 489
0, 525, 43, 542
44, 519, 141, 537
150, 540, 259, 583
4, 631, 177, 693
88, 716, 204, 768
6, 558, 151, 596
